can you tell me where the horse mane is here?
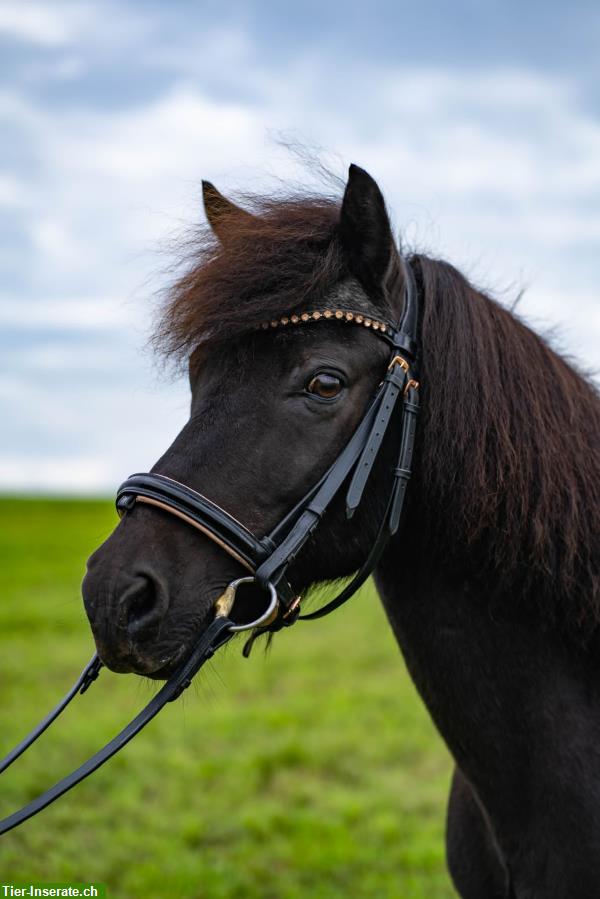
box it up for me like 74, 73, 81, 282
413, 255, 600, 636
154, 189, 600, 637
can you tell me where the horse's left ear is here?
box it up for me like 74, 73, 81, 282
202, 180, 255, 242
339, 164, 395, 298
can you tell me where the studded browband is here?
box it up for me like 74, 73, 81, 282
260, 308, 393, 333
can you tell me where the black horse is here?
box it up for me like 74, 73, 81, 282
82, 165, 600, 898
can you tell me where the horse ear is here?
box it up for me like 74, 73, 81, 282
339, 164, 394, 296
202, 180, 254, 241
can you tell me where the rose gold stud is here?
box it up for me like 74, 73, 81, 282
372, 322, 380, 330
323, 310, 332, 319
345, 312, 354, 321
335, 310, 343, 319
355, 315, 364, 324
380, 324, 387, 333
364, 318, 372, 328
312, 311, 321, 320
281, 317, 289, 325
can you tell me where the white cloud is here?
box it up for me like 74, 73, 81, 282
30, 218, 96, 269
0, 174, 29, 208
0, 1, 152, 51
0, 296, 130, 329
0, 372, 190, 493
0, 2, 80, 46
52, 87, 268, 184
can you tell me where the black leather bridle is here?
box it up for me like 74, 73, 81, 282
0, 258, 420, 836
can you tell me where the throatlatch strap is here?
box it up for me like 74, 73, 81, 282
389, 384, 419, 535
298, 494, 393, 621
0, 617, 233, 836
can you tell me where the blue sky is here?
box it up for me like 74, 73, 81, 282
1, 1, 599, 492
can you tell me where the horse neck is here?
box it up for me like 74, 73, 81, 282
374, 259, 600, 831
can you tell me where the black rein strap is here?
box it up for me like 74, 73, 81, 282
0, 654, 102, 776
0, 617, 233, 836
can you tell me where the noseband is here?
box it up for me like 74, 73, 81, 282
0, 259, 420, 835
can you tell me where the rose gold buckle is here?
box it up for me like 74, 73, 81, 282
388, 355, 410, 373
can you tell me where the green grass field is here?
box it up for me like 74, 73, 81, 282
0, 498, 455, 898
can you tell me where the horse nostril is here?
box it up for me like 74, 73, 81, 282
120, 575, 168, 641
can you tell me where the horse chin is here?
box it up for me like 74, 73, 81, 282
95, 637, 186, 679
143, 648, 186, 680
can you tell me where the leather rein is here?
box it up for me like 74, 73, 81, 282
0, 258, 420, 836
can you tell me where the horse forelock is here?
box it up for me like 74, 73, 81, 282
152, 190, 405, 367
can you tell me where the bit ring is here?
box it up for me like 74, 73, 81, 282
214, 576, 278, 632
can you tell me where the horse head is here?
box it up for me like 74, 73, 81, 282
82, 165, 412, 676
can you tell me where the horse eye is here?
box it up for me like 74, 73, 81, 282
306, 373, 343, 399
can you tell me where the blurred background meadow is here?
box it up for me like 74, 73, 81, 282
1, 1, 599, 896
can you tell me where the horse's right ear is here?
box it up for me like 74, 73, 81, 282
339, 164, 394, 298
202, 181, 255, 241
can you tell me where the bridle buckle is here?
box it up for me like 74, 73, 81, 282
388, 354, 410, 373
